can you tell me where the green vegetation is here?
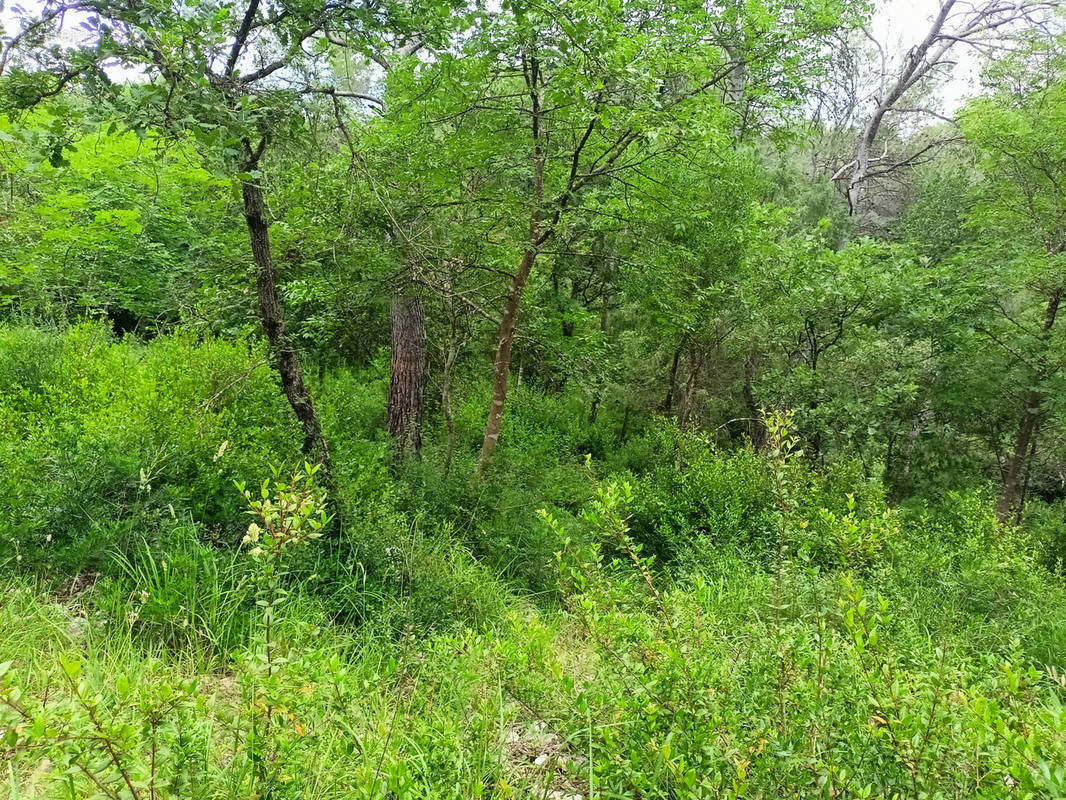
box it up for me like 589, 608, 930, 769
2, 0, 1066, 797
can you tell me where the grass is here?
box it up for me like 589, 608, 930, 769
1, 326, 1065, 798
2, 515, 1065, 799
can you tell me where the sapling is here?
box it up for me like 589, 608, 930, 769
235, 463, 331, 795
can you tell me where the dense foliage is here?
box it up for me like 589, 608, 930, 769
2, 0, 1066, 797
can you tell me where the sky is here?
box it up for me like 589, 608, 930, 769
871, 0, 983, 111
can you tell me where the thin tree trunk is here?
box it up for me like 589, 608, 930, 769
478, 245, 538, 475
240, 146, 329, 469
677, 343, 703, 432
663, 341, 683, 412
845, 0, 957, 215
386, 296, 427, 458
1016, 427, 1040, 523
588, 290, 610, 425
997, 387, 1045, 523
997, 289, 1061, 523
743, 351, 765, 451
477, 59, 545, 476
441, 359, 456, 475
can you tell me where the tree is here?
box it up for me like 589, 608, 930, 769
385, 295, 427, 456
837, 0, 1057, 218
2, 0, 443, 470
389, 0, 862, 475
959, 71, 1066, 522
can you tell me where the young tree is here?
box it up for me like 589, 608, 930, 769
387, 0, 862, 475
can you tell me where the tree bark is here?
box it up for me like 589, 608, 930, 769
477, 58, 545, 476
663, 340, 683, 413
588, 291, 610, 425
441, 360, 456, 475
743, 351, 765, 451
844, 1, 956, 215
477, 244, 539, 475
677, 342, 704, 432
997, 289, 1061, 523
386, 296, 428, 457
240, 148, 329, 469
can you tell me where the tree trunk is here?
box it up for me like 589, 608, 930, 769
439, 336, 458, 475
677, 343, 703, 432
997, 387, 1045, 524
478, 246, 538, 475
240, 153, 329, 469
663, 341, 683, 412
743, 351, 765, 451
386, 296, 427, 457
619, 403, 631, 443
477, 59, 545, 476
997, 289, 1061, 523
442, 370, 456, 475
587, 291, 610, 425
845, 0, 957, 216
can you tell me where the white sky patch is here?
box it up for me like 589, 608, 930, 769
871, 0, 982, 111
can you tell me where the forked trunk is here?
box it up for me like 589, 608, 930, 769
386, 296, 427, 458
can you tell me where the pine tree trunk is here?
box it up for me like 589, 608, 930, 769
240, 152, 329, 469
997, 289, 1061, 523
386, 296, 427, 457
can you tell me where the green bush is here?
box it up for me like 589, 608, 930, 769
0, 323, 298, 569
626, 436, 779, 563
